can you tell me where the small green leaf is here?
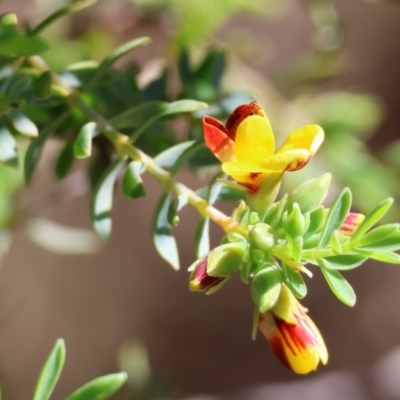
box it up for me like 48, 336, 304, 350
91, 157, 125, 240
154, 141, 195, 168
287, 173, 331, 213
263, 194, 288, 228
282, 262, 307, 299
9, 109, 38, 137
369, 251, 400, 264
24, 111, 70, 184
359, 231, 400, 252
251, 265, 282, 313
33, 339, 66, 400
30, 0, 97, 36
152, 193, 180, 270
0, 122, 18, 167
122, 161, 146, 199
130, 100, 208, 141
85, 37, 151, 91
65, 372, 127, 400
74, 122, 99, 158
194, 218, 210, 258
318, 259, 356, 306
167, 197, 179, 226
352, 198, 394, 240
318, 188, 352, 248
330, 230, 342, 254
55, 141, 74, 179
171, 141, 204, 176
323, 254, 367, 270
34, 71, 52, 99
305, 207, 326, 237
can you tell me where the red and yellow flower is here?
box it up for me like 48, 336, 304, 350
258, 284, 328, 374
203, 101, 324, 192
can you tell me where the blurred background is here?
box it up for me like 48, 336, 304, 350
1, 0, 400, 399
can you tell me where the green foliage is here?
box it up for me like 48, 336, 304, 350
33, 339, 65, 400
33, 339, 126, 400
152, 193, 180, 270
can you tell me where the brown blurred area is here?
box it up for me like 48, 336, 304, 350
1, 0, 400, 399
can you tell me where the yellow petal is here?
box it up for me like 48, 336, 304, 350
277, 124, 324, 156
222, 149, 310, 178
234, 115, 275, 162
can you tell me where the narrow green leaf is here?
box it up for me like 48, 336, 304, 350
287, 173, 331, 213
352, 198, 394, 240
359, 231, 400, 252
91, 157, 125, 240
194, 218, 210, 258
171, 141, 205, 176
85, 37, 151, 91
65, 372, 127, 400
74, 122, 99, 158
24, 111, 70, 184
34, 71, 52, 99
323, 254, 367, 270
9, 109, 38, 137
55, 141, 74, 179
152, 193, 180, 270
318, 188, 352, 248
154, 141, 195, 168
318, 259, 356, 306
369, 251, 400, 264
122, 161, 146, 199
0, 122, 18, 167
251, 265, 282, 313
305, 207, 326, 237
33, 339, 66, 400
30, 0, 97, 36
130, 100, 208, 141
282, 262, 307, 299
359, 223, 399, 247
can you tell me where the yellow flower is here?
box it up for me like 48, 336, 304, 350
258, 285, 328, 374
203, 102, 324, 192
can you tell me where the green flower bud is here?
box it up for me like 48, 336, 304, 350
251, 264, 282, 313
284, 203, 306, 239
249, 223, 275, 250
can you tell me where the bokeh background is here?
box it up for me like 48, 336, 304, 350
1, 0, 400, 399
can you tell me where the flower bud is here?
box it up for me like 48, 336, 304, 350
284, 203, 306, 239
188, 256, 227, 293
258, 285, 328, 374
340, 212, 365, 236
188, 241, 247, 293
251, 264, 282, 313
249, 223, 275, 250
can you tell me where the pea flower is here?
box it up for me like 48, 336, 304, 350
203, 101, 324, 192
340, 212, 365, 236
257, 284, 328, 374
